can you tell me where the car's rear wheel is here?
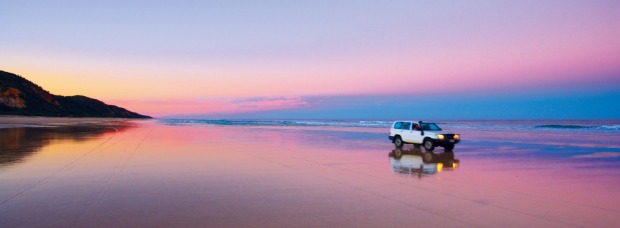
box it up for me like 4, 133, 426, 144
423, 138, 435, 151
444, 144, 455, 151
394, 136, 404, 148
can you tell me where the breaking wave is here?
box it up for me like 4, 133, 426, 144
160, 119, 393, 128
535, 125, 593, 129
602, 125, 620, 130
534, 124, 620, 131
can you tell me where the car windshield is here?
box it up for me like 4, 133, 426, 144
420, 123, 441, 131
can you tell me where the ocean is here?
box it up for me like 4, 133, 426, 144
160, 118, 620, 132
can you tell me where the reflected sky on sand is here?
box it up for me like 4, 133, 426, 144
1, 123, 620, 227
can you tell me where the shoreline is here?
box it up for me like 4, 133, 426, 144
0, 116, 153, 128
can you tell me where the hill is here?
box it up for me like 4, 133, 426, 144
0, 70, 151, 118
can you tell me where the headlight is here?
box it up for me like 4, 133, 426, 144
454, 134, 460, 140
438, 134, 444, 140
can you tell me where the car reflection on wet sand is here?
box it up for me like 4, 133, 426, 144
389, 147, 459, 177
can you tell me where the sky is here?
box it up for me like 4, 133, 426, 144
1, 1, 619, 119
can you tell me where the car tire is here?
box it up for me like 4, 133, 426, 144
394, 136, 404, 148
444, 144, 454, 151
423, 138, 435, 151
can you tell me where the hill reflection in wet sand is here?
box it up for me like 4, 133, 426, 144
0, 123, 134, 166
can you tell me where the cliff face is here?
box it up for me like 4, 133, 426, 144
0, 70, 151, 119
0, 88, 27, 108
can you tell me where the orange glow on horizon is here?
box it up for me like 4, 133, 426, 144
106, 96, 313, 117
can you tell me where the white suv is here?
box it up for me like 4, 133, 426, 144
388, 121, 460, 151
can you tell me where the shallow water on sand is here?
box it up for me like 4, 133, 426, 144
1, 121, 619, 227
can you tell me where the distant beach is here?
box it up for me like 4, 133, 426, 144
0, 116, 152, 128
1, 117, 620, 227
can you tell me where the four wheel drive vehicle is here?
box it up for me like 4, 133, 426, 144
388, 121, 460, 151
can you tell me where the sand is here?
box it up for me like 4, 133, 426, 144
1, 117, 619, 227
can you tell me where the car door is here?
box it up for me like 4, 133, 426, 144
411, 123, 424, 143
400, 122, 414, 142
392, 122, 403, 137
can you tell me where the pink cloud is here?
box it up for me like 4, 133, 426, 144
106, 96, 315, 117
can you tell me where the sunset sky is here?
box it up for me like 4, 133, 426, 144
1, 1, 619, 119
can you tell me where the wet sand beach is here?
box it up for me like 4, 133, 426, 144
1, 117, 620, 227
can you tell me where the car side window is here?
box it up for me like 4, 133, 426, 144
402, 122, 411, 130
394, 122, 403, 129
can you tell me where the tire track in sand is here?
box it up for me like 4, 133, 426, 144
0, 127, 120, 208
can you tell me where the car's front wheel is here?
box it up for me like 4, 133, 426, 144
394, 136, 404, 148
423, 138, 435, 151
444, 144, 455, 151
